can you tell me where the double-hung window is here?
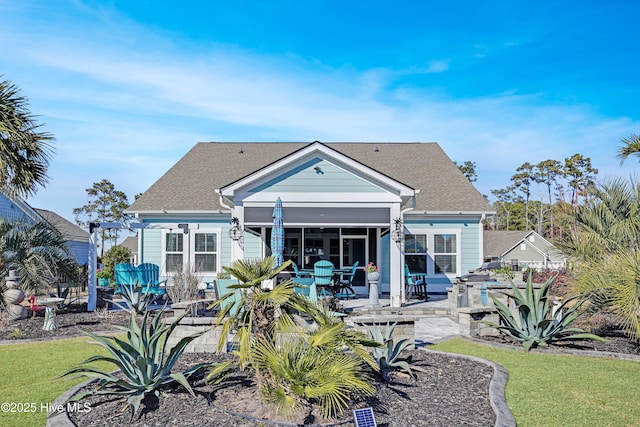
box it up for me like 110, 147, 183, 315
403, 231, 460, 276
163, 229, 220, 274
192, 232, 217, 273
165, 232, 184, 273
404, 234, 428, 274
433, 233, 457, 274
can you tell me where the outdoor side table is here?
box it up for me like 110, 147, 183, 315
36, 297, 64, 331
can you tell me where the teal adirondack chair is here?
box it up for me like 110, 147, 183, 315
113, 262, 136, 295
136, 263, 167, 298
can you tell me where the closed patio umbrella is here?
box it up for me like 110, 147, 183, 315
271, 197, 284, 267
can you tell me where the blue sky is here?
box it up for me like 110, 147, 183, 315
1, 0, 640, 223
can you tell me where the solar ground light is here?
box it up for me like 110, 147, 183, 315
353, 408, 377, 427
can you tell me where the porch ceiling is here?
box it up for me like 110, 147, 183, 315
244, 206, 390, 226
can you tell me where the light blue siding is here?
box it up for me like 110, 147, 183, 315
250, 158, 385, 193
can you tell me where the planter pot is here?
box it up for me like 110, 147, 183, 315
366, 271, 380, 282
367, 271, 381, 307
98, 278, 110, 287
4, 288, 25, 305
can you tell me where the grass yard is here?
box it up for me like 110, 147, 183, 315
432, 338, 640, 427
0, 337, 109, 427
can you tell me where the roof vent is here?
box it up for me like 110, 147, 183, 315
374, 146, 379, 152
239, 146, 244, 154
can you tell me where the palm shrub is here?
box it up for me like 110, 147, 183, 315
0, 217, 78, 296
208, 256, 378, 420
251, 333, 375, 419
60, 306, 210, 419
483, 273, 605, 351
573, 249, 640, 341
211, 256, 315, 367
365, 322, 413, 381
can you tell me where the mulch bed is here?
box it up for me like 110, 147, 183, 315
67, 351, 496, 427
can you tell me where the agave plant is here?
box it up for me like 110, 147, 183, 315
110, 283, 155, 315
60, 307, 210, 418
366, 322, 413, 381
483, 273, 605, 351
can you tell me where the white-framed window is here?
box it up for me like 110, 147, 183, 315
404, 230, 460, 276
164, 232, 184, 273
433, 233, 457, 274
162, 228, 220, 274
404, 234, 428, 274
191, 231, 218, 273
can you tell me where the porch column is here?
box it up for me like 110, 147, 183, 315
231, 206, 245, 262
389, 203, 403, 308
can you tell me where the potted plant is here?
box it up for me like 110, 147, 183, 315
365, 262, 381, 307
97, 270, 111, 287
365, 262, 380, 281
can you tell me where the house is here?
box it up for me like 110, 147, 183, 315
483, 230, 568, 271
120, 235, 139, 265
34, 209, 90, 265
0, 191, 89, 265
127, 141, 494, 307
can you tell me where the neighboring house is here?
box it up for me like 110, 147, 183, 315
127, 141, 494, 307
120, 235, 139, 265
0, 191, 89, 265
483, 230, 568, 271
34, 209, 90, 265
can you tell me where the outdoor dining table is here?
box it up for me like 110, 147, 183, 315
298, 267, 355, 296
36, 297, 65, 331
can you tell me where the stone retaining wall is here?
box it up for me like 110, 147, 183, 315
346, 314, 417, 350
165, 316, 225, 353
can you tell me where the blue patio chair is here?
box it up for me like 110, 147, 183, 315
291, 261, 300, 277
113, 262, 136, 295
405, 264, 428, 301
136, 263, 167, 299
214, 278, 242, 312
313, 260, 335, 297
292, 277, 318, 303
335, 261, 359, 299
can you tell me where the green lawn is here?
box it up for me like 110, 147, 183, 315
431, 338, 640, 427
0, 337, 109, 427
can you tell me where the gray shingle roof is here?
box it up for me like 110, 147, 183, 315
34, 208, 89, 242
128, 142, 492, 214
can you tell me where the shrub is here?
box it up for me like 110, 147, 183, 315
101, 245, 132, 279
60, 307, 210, 419
167, 264, 201, 304
483, 273, 605, 351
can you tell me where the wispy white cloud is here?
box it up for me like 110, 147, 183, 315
1, 2, 638, 219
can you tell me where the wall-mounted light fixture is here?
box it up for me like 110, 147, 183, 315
228, 217, 244, 241
391, 217, 403, 243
